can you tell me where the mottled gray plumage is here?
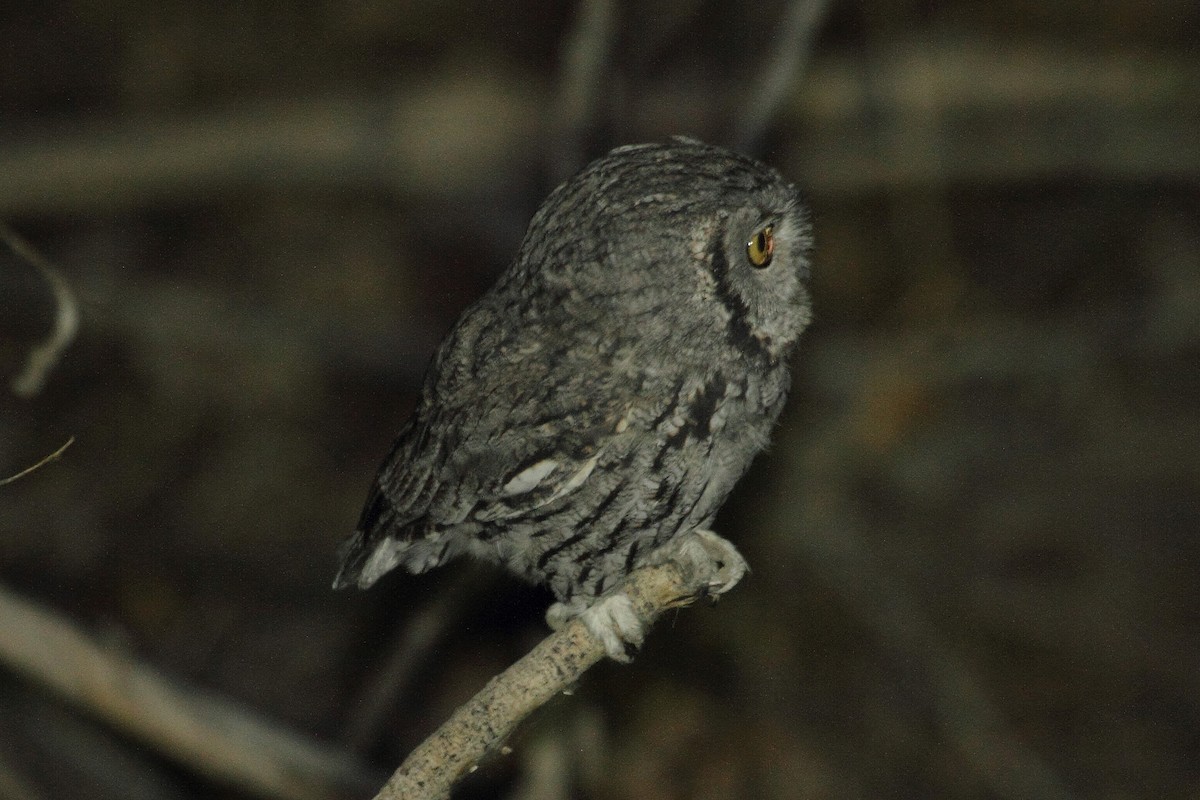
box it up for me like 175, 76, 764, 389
334, 138, 812, 660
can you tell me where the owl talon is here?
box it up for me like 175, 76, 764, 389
649, 528, 748, 600
548, 593, 645, 663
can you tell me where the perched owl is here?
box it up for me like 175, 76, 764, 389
334, 139, 812, 661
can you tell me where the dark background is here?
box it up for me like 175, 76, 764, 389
1, 1, 1198, 798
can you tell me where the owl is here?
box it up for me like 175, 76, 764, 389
334, 138, 812, 661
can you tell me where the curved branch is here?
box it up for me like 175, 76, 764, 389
373, 561, 708, 800
0, 436, 74, 487
0, 222, 80, 398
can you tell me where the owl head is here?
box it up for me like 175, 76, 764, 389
515, 139, 812, 365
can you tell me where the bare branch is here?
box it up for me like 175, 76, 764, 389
0, 585, 378, 800
1, 223, 80, 398
0, 436, 74, 487
372, 561, 711, 800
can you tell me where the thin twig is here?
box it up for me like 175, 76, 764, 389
0, 436, 75, 487
372, 561, 710, 800
0, 584, 379, 800
1, 223, 80, 398
732, 0, 832, 153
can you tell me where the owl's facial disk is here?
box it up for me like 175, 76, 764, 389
709, 196, 812, 362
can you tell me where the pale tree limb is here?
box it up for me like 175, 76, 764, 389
0, 585, 379, 800
0, 223, 80, 398
373, 560, 710, 800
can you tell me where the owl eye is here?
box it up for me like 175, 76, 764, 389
746, 225, 775, 268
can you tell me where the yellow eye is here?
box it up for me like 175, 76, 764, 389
746, 225, 775, 268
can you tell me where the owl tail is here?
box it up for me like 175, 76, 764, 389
332, 530, 374, 589
333, 529, 458, 589
333, 484, 455, 589
333, 483, 401, 589
333, 529, 414, 589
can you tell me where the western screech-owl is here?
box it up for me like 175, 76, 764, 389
335, 138, 812, 661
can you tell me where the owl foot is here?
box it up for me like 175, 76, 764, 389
544, 530, 747, 663
547, 593, 644, 664
648, 528, 748, 600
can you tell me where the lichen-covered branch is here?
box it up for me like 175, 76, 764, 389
373, 561, 707, 800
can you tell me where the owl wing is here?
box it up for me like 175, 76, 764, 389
334, 307, 635, 588
425, 342, 631, 525
334, 399, 625, 589
333, 413, 441, 588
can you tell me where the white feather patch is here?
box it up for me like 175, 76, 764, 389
360, 539, 406, 585
501, 459, 558, 495
545, 454, 599, 502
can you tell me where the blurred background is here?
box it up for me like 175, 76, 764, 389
1, 1, 1197, 798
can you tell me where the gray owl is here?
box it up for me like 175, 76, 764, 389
334, 138, 812, 661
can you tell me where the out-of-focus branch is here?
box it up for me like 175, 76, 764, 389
732, 0, 832, 153
785, 42, 1199, 190
1, 223, 79, 398
781, 330, 1083, 800
343, 570, 481, 751
779, 514, 1077, 800
0, 44, 1193, 215
85, 272, 439, 395
0, 74, 544, 214
0, 585, 379, 800
372, 561, 713, 800
0, 749, 49, 800
548, 0, 619, 182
